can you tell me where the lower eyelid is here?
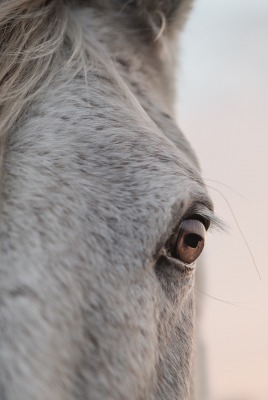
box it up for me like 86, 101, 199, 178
154, 255, 194, 300
158, 250, 196, 275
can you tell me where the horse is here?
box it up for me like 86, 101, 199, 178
0, 1, 219, 399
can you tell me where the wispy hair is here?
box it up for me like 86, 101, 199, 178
0, 0, 89, 165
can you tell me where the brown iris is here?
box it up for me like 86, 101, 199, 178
175, 219, 206, 264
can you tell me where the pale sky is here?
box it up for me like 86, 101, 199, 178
177, 1, 268, 399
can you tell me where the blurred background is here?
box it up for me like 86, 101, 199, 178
176, 0, 268, 399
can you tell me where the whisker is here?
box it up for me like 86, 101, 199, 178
190, 284, 240, 307
187, 284, 266, 314
204, 178, 250, 202
206, 184, 262, 280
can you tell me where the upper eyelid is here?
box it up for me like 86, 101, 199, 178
179, 199, 223, 232
190, 206, 224, 232
183, 213, 210, 230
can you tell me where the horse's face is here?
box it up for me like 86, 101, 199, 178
0, 1, 216, 399
52, 79, 212, 400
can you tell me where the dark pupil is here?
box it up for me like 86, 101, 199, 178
184, 233, 202, 248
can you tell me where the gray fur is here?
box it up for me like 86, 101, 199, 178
0, 1, 214, 399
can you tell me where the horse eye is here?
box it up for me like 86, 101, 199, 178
174, 219, 206, 264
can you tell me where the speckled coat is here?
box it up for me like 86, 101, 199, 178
0, 1, 215, 399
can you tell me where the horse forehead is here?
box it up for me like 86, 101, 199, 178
26, 77, 199, 187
